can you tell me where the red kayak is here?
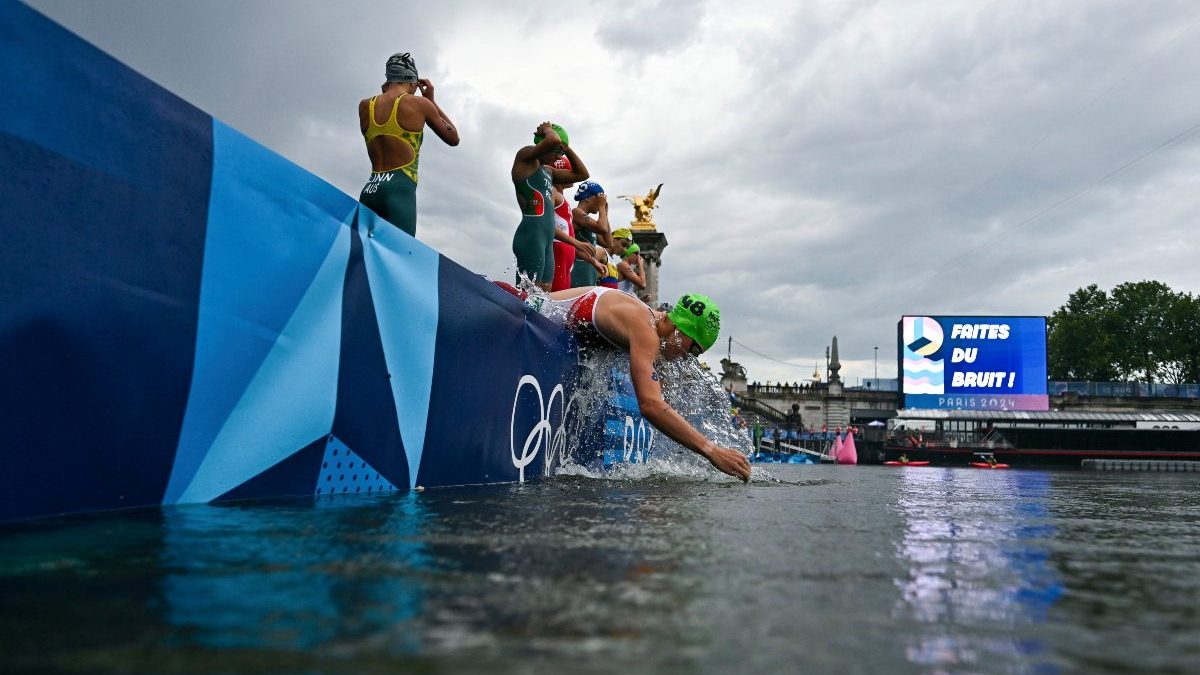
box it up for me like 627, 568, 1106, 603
884, 460, 930, 466
970, 462, 1010, 469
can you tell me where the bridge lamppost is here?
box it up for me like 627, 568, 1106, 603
874, 346, 878, 387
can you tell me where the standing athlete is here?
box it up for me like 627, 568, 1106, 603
359, 52, 459, 237
549, 158, 604, 291
597, 228, 645, 291
494, 283, 752, 482
512, 122, 589, 290
570, 181, 612, 288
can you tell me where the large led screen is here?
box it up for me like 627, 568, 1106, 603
898, 316, 1048, 411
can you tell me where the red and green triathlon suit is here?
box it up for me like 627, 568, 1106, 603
512, 166, 556, 284
550, 193, 576, 291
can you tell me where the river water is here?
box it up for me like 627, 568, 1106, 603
2, 465, 1199, 674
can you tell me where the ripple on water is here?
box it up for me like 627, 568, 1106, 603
3, 467, 1200, 672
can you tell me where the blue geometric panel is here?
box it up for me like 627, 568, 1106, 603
214, 435, 329, 503
0, 1, 660, 522
357, 207, 440, 488
172, 216, 351, 504
165, 121, 355, 504
0, 0, 213, 521
315, 435, 398, 497
327, 214, 411, 491
0, 1, 201, 190
418, 258, 580, 487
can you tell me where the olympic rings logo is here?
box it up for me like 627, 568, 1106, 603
510, 374, 567, 482
622, 415, 655, 463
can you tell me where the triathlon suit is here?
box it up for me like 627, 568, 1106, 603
570, 216, 599, 288
598, 251, 620, 289
490, 283, 650, 349
360, 95, 423, 236
512, 166, 556, 284
550, 192, 576, 291
546, 287, 651, 348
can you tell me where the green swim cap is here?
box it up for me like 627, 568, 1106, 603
669, 293, 721, 353
622, 243, 640, 258
533, 123, 569, 147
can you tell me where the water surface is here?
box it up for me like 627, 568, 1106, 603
2, 465, 1199, 673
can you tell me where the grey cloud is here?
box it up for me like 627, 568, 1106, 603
25, 0, 1200, 385
594, 0, 704, 56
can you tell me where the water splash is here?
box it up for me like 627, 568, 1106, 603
657, 356, 753, 454
657, 356, 777, 482
514, 282, 773, 482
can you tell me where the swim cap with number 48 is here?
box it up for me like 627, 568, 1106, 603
669, 293, 720, 353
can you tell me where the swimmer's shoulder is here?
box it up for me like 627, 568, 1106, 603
397, 92, 431, 110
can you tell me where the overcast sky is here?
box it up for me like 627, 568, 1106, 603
27, 0, 1200, 385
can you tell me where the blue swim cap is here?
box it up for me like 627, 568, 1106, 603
574, 181, 604, 201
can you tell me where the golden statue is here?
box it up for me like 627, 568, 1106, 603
618, 183, 663, 229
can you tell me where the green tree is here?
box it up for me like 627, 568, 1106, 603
1161, 292, 1200, 384
1048, 280, 1199, 384
1108, 280, 1178, 382
1047, 284, 1120, 381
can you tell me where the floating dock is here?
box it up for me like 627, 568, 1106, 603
1081, 459, 1200, 473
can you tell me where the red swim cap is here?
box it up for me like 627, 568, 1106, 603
493, 280, 528, 301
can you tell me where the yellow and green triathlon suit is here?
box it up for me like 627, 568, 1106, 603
511, 166, 556, 283
360, 95, 423, 236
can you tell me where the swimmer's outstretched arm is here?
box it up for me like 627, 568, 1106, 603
627, 327, 751, 482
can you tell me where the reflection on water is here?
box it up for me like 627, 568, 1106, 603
894, 469, 1065, 671
161, 493, 429, 652
2, 466, 1199, 673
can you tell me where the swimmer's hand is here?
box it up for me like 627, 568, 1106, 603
417, 78, 435, 101
536, 121, 558, 141
703, 442, 751, 482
